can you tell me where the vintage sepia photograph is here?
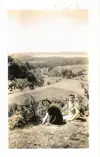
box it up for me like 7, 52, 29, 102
8, 10, 89, 149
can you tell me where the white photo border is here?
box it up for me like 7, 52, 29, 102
0, 0, 100, 157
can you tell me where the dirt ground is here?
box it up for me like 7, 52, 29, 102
9, 117, 89, 149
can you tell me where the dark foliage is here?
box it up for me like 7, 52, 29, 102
8, 56, 44, 90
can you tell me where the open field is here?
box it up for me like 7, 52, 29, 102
8, 79, 85, 105
56, 64, 88, 72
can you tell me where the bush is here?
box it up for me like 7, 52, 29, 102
9, 112, 25, 130
61, 69, 73, 79
16, 79, 28, 91
8, 94, 43, 130
81, 82, 89, 115
76, 82, 89, 116
47, 81, 51, 85
8, 103, 18, 117
71, 73, 77, 77
48, 68, 62, 77
37, 77, 44, 87
8, 79, 29, 91
55, 79, 58, 83
8, 80, 17, 91
61, 69, 68, 78
28, 82, 35, 90
77, 70, 83, 76
66, 73, 71, 79
75, 95, 85, 116
21, 94, 39, 122
29, 69, 44, 87
81, 82, 89, 100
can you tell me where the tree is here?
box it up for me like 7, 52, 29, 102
61, 69, 68, 78
8, 55, 44, 90
8, 56, 14, 63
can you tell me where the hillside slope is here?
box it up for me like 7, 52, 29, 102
8, 79, 84, 105
9, 118, 89, 148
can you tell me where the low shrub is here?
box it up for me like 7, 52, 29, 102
8, 94, 43, 130
8, 80, 17, 91
83, 85, 89, 100
47, 81, 51, 85
77, 70, 83, 76
56, 79, 61, 83
9, 112, 25, 130
16, 79, 28, 91
8, 103, 18, 117
71, 73, 77, 77
28, 82, 35, 90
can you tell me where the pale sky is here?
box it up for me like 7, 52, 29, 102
8, 10, 88, 53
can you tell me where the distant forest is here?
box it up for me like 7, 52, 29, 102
10, 53, 88, 69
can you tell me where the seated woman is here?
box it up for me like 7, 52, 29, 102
62, 94, 80, 122
42, 99, 63, 125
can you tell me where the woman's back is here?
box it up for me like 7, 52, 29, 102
48, 105, 63, 124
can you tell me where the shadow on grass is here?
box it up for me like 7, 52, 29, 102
76, 117, 87, 122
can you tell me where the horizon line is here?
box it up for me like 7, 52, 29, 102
8, 51, 88, 55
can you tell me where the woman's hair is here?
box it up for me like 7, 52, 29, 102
42, 98, 52, 107
68, 94, 75, 99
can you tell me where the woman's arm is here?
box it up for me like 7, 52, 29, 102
42, 112, 49, 124
68, 108, 80, 121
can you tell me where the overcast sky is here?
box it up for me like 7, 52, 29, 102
8, 10, 88, 53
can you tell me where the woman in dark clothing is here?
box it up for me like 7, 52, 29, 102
42, 99, 63, 125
